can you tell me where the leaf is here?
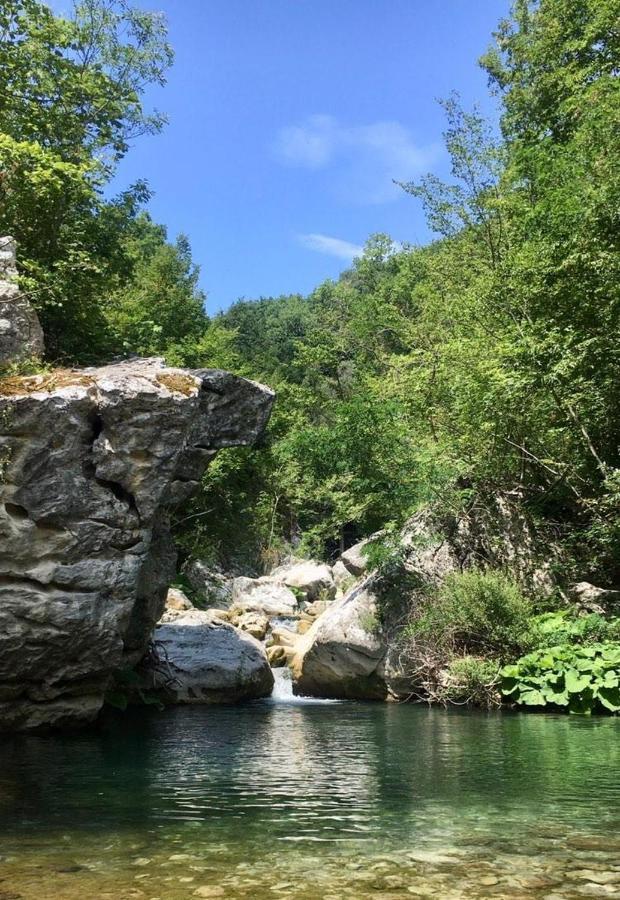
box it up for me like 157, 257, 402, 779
519, 689, 547, 706
565, 669, 591, 694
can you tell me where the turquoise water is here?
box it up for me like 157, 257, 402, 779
0, 698, 618, 899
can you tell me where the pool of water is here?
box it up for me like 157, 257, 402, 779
0, 696, 618, 899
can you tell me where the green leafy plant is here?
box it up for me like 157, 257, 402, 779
501, 643, 620, 715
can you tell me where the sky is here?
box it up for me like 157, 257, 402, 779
87, 1, 510, 312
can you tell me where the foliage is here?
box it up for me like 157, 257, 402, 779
531, 610, 620, 649
406, 570, 534, 659
501, 643, 620, 714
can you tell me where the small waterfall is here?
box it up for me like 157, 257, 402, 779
269, 666, 340, 704
270, 666, 295, 701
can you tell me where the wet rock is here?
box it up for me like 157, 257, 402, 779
266, 645, 288, 667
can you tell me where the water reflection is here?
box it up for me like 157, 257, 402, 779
0, 702, 618, 898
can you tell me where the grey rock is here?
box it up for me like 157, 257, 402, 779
292, 577, 387, 700
145, 610, 273, 703
0, 237, 44, 365
0, 357, 274, 730
293, 494, 559, 701
231, 576, 299, 616
340, 538, 372, 576
272, 560, 336, 601
181, 559, 233, 610
569, 581, 620, 614
166, 587, 193, 611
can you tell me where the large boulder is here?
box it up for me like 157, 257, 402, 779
0, 358, 274, 730
231, 576, 299, 616
0, 237, 44, 366
181, 559, 233, 610
292, 578, 388, 700
143, 610, 273, 703
272, 560, 336, 601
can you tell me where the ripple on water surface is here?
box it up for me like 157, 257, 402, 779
0, 701, 618, 899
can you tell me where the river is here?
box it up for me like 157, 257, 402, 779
0, 684, 618, 899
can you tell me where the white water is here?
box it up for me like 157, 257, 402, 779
269, 667, 340, 705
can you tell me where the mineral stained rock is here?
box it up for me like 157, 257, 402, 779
0, 358, 274, 730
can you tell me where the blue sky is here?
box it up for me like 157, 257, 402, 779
105, 1, 508, 311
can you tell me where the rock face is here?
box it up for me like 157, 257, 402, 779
0, 358, 274, 730
340, 538, 372, 577
143, 609, 274, 703
0, 237, 44, 366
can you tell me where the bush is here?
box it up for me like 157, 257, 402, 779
442, 656, 501, 707
501, 643, 620, 714
407, 570, 534, 659
531, 610, 620, 648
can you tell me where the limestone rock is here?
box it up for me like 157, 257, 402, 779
272, 560, 336, 601
181, 559, 233, 610
144, 610, 273, 703
569, 582, 620, 614
231, 576, 299, 616
233, 610, 269, 640
266, 645, 288, 667
340, 538, 372, 576
332, 559, 357, 593
0, 358, 274, 730
0, 237, 45, 366
166, 587, 193, 611
292, 578, 387, 700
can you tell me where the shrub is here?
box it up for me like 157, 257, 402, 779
442, 656, 501, 707
501, 643, 620, 714
407, 570, 534, 659
531, 610, 620, 648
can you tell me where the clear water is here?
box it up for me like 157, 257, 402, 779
0, 700, 618, 899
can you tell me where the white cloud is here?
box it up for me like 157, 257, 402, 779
298, 233, 364, 261
274, 115, 440, 203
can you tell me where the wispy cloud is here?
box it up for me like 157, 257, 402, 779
274, 115, 440, 203
298, 233, 364, 261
